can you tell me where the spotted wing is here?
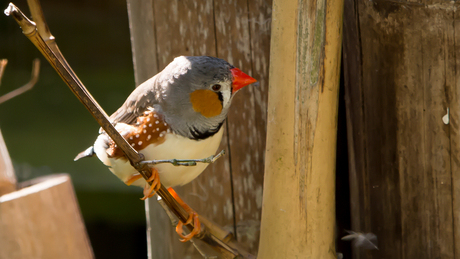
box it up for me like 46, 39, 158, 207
106, 110, 171, 159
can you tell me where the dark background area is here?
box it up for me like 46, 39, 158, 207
0, 0, 147, 258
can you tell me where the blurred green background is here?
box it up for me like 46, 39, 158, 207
0, 0, 147, 257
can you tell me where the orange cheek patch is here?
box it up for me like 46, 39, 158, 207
190, 89, 222, 118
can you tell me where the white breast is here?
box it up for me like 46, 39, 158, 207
93, 126, 224, 188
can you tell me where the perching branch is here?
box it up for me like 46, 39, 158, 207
140, 150, 226, 167
4, 2, 254, 258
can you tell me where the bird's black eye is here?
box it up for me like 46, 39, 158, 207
211, 84, 222, 91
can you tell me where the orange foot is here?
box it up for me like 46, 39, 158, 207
168, 187, 201, 242
140, 168, 161, 200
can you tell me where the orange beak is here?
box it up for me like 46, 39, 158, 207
231, 68, 257, 94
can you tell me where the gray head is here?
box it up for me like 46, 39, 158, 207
154, 56, 255, 139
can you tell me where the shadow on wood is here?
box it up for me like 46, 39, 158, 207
343, 0, 460, 258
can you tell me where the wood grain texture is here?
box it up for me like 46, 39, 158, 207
451, 8, 460, 259
151, 1, 232, 257
213, 0, 271, 253
126, 1, 171, 258
342, 0, 372, 257
343, 0, 460, 258
0, 174, 93, 259
257, 0, 343, 257
126, 0, 158, 86
127, 0, 270, 257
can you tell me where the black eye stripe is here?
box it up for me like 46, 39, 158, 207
217, 92, 223, 103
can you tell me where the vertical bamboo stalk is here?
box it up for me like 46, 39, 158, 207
257, 0, 343, 257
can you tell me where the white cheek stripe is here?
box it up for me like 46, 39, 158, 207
221, 89, 231, 108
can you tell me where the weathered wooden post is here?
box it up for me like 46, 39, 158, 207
343, 0, 460, 258
257, 0, 343, 258
126, 0, 271, 257
0, 174, 94, 259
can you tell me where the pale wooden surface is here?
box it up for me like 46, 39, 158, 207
257, 0, 343, 257
126, 0, 158, 86
343, 0, 460, 258
0, 174, 94, 259
126, 0, 271, 257
0, 129, 16, 196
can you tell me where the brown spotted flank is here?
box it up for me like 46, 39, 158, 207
106, 109, 170, 159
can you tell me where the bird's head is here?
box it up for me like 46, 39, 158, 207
157, 56, 256, 138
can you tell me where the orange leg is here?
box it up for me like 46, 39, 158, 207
124, 174, 143, 186
168, 187, 201, 242
140, 168, 161, 200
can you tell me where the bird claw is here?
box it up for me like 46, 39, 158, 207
140, 169, 161, 200
176, 211, 201, 242
168, 187, 202, 242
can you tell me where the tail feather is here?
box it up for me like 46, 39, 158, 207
74, 146, 95, 161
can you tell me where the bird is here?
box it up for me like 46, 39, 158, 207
74, 55, 256, 242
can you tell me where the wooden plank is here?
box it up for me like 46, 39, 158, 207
153, 0, 218, 69
213, 0, 270, 253
342, 2, 371, 258
125, 1, 171, 258
360, 4, 403, 257
450, 7, 460, 259
257, 0, 343, 257
141, 1, 233, 258
151, 1, 232, 257
401, 10, 453, 258
0, 174, 94, 259
126, 0, 158, 86
128, 0, 270, 257
343, 0, 459, 258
